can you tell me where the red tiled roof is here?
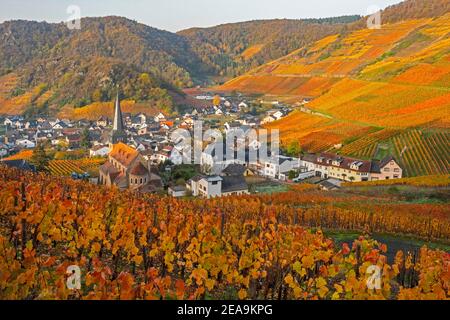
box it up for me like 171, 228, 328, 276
109, 143, 139, 167
314, 152, 372, 173
130, 162, 148, 176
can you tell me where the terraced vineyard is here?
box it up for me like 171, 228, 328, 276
48, 158, 105, 176
339, 129, 400, 159
338, 129, 449, 177
391, 130, 450, 177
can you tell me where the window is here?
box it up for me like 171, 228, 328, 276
394, 168, 400, 172
140, 178, 143, 184
212, 181, 218, 185
384, 168, 390, 172
394, 175, 399, 179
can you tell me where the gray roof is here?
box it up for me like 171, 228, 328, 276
221, 176, 248, 193
222, 164, 246, 176
1, 160, 36, 172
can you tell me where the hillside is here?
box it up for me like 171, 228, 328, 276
181, 0, 450, 80
0, 16, 208, 116
217, 6, 449, 177
0, 0, 448, 122
178, 16, 361, 79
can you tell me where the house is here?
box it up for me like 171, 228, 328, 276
66, 134, 81, 148
168, 185, 187, 197
221, 164, 254, 177
16, 139, 35, 149
190, 175, 249, 199
370, 156, 403, 180
0, 146, 8, 158
4, 118, 14, 127
263, 155, 301, 180
300, 153, 403, 182
1, 159, 36, 172
239, 102, 248, 109
186, 175, 203, 196
96, 116, 110, 127
90, 145, 110, 157
154, 112, 166, 122
319, 179, 341, 191
52, 121, 68, 130
262, 115, 276, 124
135, 113, 147, 124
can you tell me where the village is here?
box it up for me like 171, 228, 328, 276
0, 92, 403, 198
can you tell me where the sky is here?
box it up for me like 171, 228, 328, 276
0, 0, 404, 32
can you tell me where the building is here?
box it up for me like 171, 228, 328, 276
262, 155, 301, 180
99, 143, 162, 192
300, 153, 403, 182
186, 175, 249, 199
110, 93, 128, 145
370, 155, 403, 180
168, 185, 188, 197
99, 95, 162, 192
89, 144, 110, 157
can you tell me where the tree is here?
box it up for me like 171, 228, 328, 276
30, 143, 50, 172
288, 170, 298, 180
80, 128, 91, 149
286, 141, 302, 157
213, 95, 221, 107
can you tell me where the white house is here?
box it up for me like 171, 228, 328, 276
262, 115, 276, 124
90, 145, 110, 157
168, 185, 187, 197
3, 118, 14, 127
16, 139, 36, 149
262, 155, 301, 180
189, 175, 249, 199
154, 112, 166, 122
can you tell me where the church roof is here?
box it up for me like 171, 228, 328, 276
109, 143, 139, 167
130, 162, 149, 176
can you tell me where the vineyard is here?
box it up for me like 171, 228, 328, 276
48, 159, 106, 176
391, 130, 449, 177
336, 129, 449, 177
342, 174, 449, 188
0, 166, 449, 300
339, 129, 400, 159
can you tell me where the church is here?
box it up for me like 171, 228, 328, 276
99, 93, 163, 192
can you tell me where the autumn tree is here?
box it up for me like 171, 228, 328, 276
213, 95, 221, 107
80, 128, 91, 149
30, 143, 50, 172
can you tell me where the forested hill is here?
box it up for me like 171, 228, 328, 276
178, 16, 361, 79
0, 16, 210, 116
0, 0, 448, 117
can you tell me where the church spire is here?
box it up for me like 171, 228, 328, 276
110, 90, 127, 144
113, 91, 124, 131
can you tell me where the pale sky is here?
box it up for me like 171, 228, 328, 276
0, 0, 403, 32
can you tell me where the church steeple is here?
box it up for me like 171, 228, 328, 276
110, 90, 127, 144
113, 91, 124, 131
